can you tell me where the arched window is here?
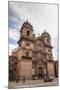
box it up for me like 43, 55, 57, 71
47, 38, 49, 43
26, 52, 29, 56
27, 31, 30, 36
26, 43, 29, 46
49, 56, 51, 60
48, 49, 51, 52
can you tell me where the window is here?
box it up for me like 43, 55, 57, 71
47, 39, 49, 43
48, 49, 51, 52
26, 52, 29, 56
27, 31, 30, 36
32, 68, 35, 75
26, 43, 29, 46
49, 56, 51, 60
20, 44, 21, 46
9, 60, 14, 65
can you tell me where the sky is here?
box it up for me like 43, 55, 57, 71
8, 1, 58, 60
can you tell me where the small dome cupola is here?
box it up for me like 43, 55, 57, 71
41, 30, 52, 47
41, 30, 50, 39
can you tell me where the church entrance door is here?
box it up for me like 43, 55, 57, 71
38, 67, 43, 79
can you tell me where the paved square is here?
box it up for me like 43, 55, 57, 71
8, 78, 58, 89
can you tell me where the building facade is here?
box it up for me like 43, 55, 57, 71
9, 21, 58, 81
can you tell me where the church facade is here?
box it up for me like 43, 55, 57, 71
9, 21, 58, 81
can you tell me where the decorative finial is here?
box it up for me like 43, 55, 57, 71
38, 34, 40, 36
26, 20, 28, 23
44, 29, 46, 32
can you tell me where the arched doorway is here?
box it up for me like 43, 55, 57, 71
9, 71, 16, 81
9, 71, 13, 81
38, 66, 43, 79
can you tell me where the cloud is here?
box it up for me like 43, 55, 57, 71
9, 27, 19, 41
52, 36, 58, 60
8, 16, 20, 29
9, 27, 19, 54
9, 44, 18, 55
8, 2, 58, 35
8, 2, 58, 60
9, 38, 17, 45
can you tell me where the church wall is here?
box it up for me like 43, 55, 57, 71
21, 40, 34, 49
47, 62, 55, 77
17, 49, 23, 61
45, 47, 52, 54
23, 49, 32, 57
16, 61, 21, 78
20, 59, 32, 79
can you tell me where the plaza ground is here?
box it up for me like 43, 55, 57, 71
8, 78, 58, 89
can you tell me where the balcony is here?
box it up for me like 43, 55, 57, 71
18, 35, 34, 44
22, 56, 32, 59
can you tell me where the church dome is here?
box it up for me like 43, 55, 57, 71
41, 30, 50, 39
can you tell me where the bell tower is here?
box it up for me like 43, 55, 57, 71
41, 31, 55, 77
17, 21, 34, 79
41, 31, 54, 61
18, 20, 34, 48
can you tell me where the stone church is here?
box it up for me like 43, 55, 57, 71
9, 21, 58, 81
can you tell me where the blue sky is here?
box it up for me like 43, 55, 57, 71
8, 2, 58, 60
